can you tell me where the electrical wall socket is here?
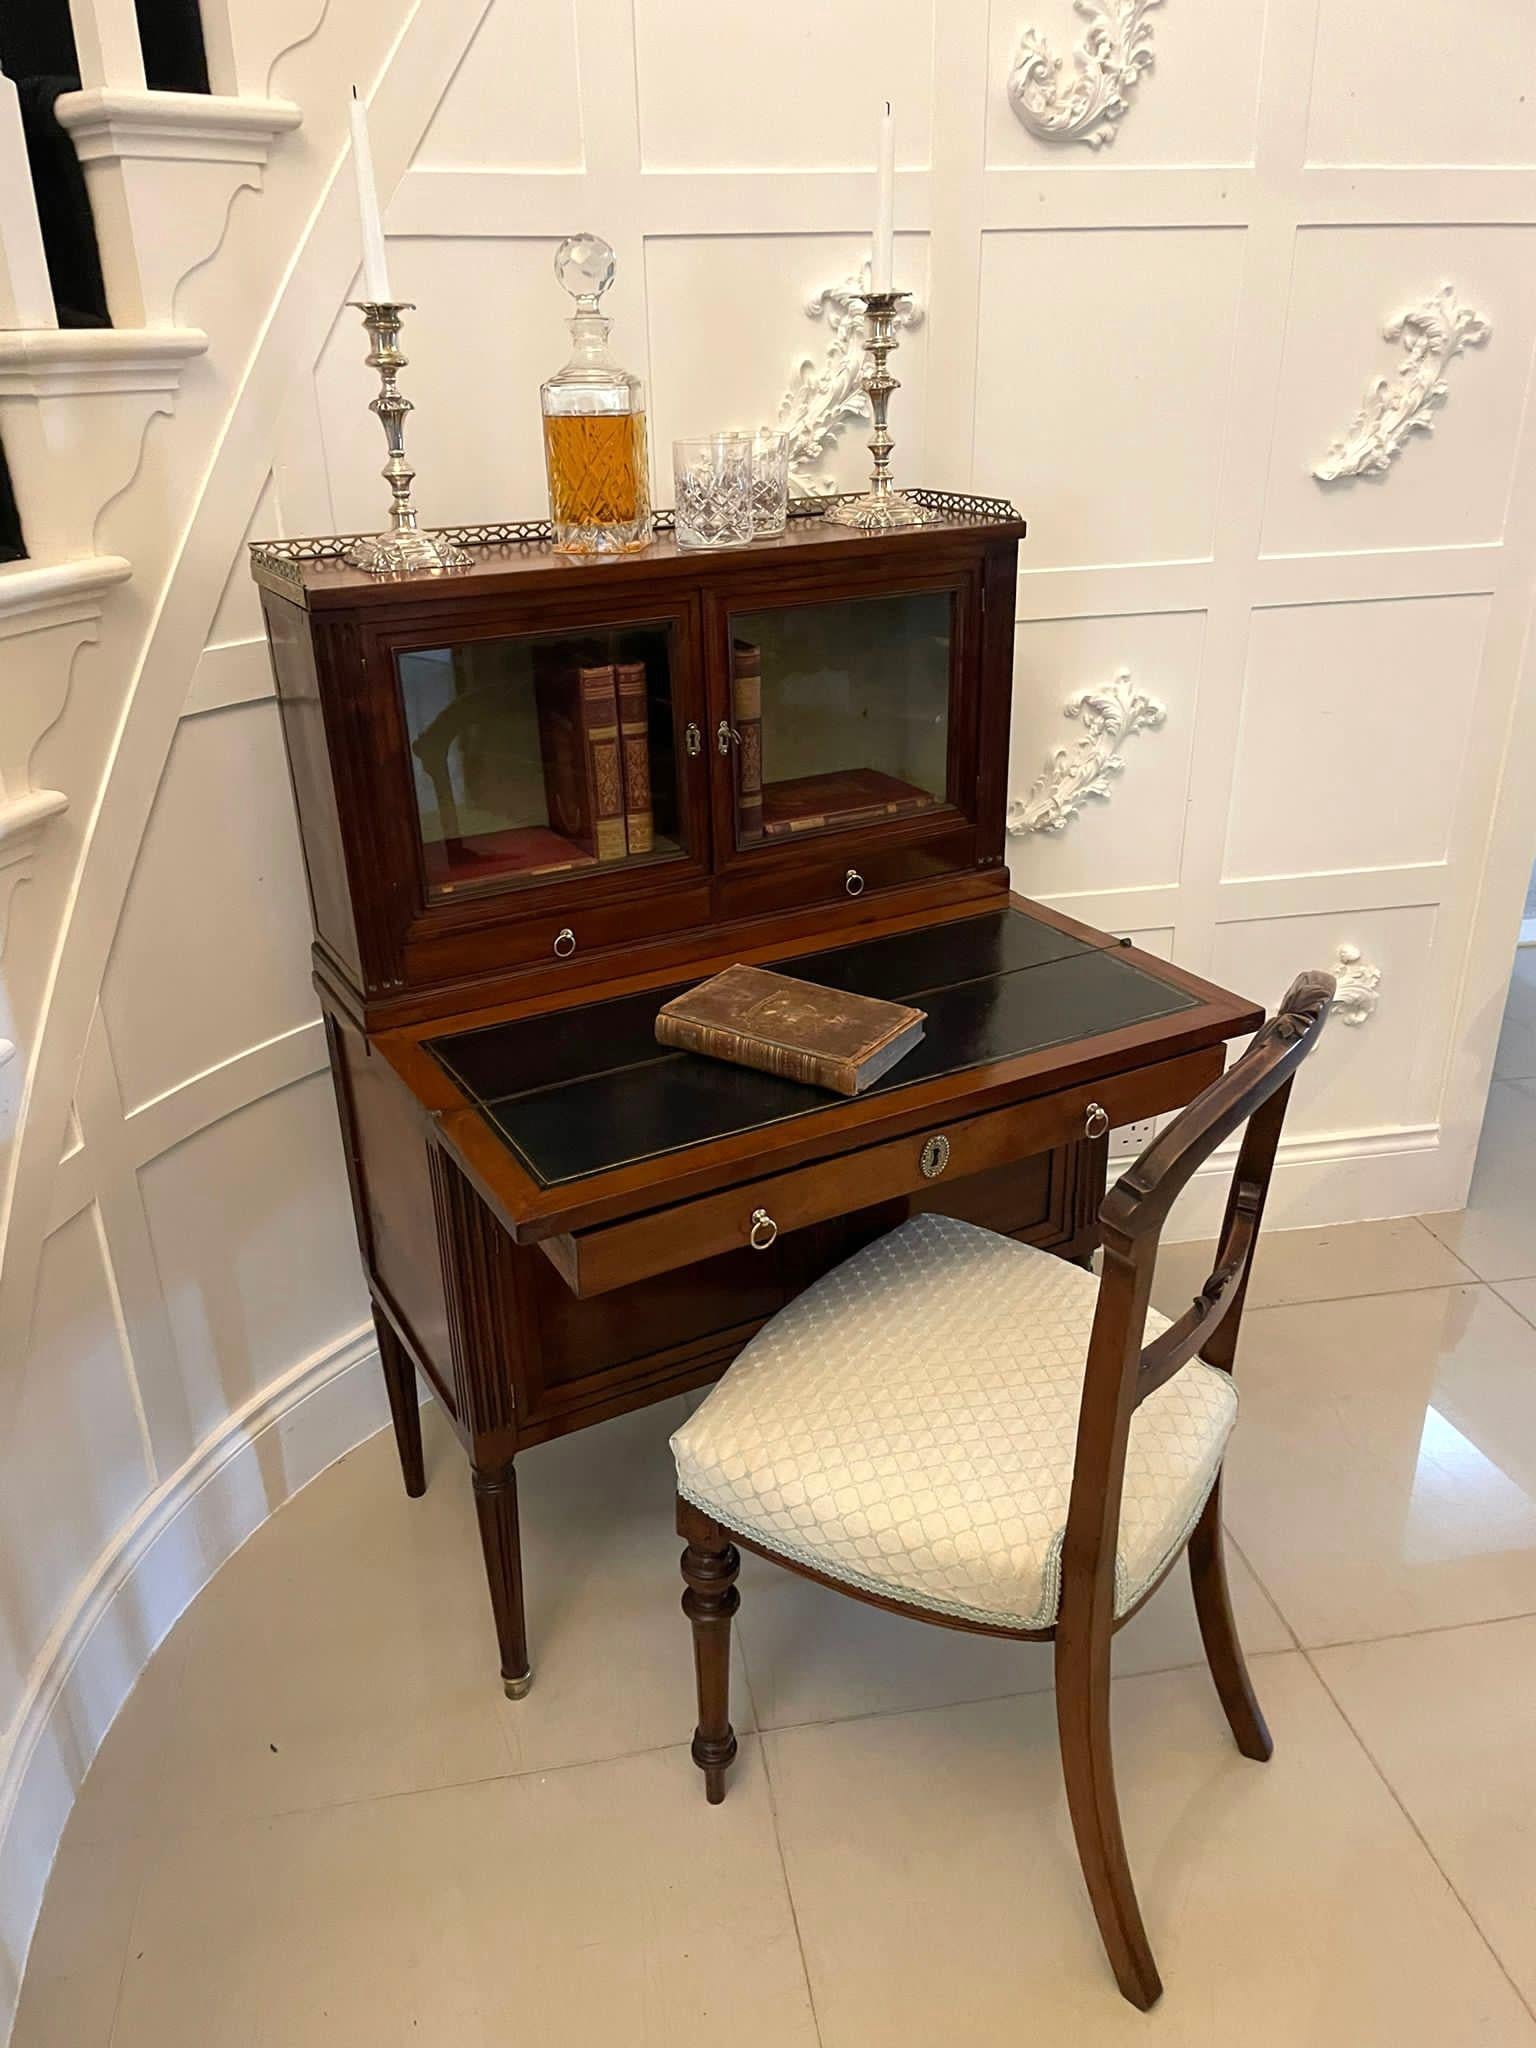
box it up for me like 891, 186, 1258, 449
1111, 1117, 1159, 1158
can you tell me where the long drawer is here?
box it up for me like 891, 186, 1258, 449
537, 1045, 1221, 1298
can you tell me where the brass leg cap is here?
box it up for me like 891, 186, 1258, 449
503, 1670, 533, 1701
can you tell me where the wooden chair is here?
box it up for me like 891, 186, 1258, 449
671, 971, 1334, 2009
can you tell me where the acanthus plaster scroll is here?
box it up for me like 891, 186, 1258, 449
1007, 670, 1166, 835
1331, 944, 1381, 1026
1006, 0, 1164, 148
777, 270, 922, 494
1313, 285, 1491, 483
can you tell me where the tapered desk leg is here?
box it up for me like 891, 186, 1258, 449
375, 1311, 425, 1498
472, 1459, 531, 1698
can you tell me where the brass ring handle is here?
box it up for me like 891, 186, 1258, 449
553, 927, 577, 959
845, 868, 865, 897
1084, 1102, 1110, 1140
748, 1207, 779, 1251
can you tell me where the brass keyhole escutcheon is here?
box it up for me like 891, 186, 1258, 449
920, 1133, 950, 1180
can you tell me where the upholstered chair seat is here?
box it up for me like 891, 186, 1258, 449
672, 1212, 1237, 1633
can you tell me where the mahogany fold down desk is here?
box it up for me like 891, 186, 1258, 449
337, 896, 1261, 1697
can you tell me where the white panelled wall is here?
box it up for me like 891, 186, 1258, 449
2, 0, 1536, 2032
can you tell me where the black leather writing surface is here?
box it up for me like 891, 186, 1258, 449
429, 905, 1109, 1105
427, 906, 1197, 1188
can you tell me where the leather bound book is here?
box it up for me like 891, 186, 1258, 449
424, 824, 596, 893
581, 665, 628, 861
535, 659, 628, 862
731, 638, 764, 843
655, 962, 926, 1097
614, 660, 654, 855
761, 766, 934, 837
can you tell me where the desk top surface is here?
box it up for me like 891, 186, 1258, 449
426, 905, 1205, 1190
253, 502, 1025, 611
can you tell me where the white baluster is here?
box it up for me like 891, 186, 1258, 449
0, 73, 56, 330
65, 0, 147, 89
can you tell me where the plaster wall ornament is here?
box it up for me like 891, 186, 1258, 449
777, 269, 923, 495
1313, 285, 1491, 483
1007, 669, 1166, 835
1331, 943, 1381, 1026
1007, 0, 1164, 148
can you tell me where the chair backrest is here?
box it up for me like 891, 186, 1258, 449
1058, 971, 1335, 1633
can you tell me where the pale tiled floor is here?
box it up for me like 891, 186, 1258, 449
15, 952, 1536, 2045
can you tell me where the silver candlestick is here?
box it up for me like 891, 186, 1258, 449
344, 301, 471, 575
825, 289, 935, 530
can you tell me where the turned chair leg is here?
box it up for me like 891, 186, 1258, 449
1055, 1621, 1162, 2010
472, 1459, 532, 1699
1188, 1476, 1272, 1762
677, 1498, 740, 1804
375, 1311, 426, 1498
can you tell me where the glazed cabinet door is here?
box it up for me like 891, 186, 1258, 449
337, 591, 713, 1004
701, 557, 987, 923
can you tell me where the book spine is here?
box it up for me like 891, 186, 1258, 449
655, 1010, 858, 1096
731, 638, 764, 844
763, 798, 903, 838
534, 660, 595, 856
578, 665, 628, 861
614, 660, 653, 856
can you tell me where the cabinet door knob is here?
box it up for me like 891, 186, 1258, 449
1084, 1101, 1110, 1139
748, 1207, 778, 1251
716, 720, 738, 756
553, 927, 577, 959
685, 721, 702, 758
845, 868, 865, 897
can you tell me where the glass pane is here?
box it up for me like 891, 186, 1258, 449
396, 623, 683, 902
728, 589, 951, 850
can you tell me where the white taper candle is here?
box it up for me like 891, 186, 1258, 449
349, 87, 392, 302
871, 100, 895, 293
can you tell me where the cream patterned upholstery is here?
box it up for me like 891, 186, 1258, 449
672, 1213, 1237, 1631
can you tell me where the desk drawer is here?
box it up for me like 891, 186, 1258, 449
712, 825, 976, 924
539, 1046, 1220, 1298
405, 881, 714, 986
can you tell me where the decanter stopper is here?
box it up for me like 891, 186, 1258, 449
554, 232, 615, 313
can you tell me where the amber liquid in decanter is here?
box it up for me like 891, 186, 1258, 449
543, 412, 651, 532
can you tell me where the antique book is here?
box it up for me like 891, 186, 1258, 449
761, 765, 935, 838
731, 638, 765, 843
424, 823, 596, 894
614, 659, 654, 855
535, 658, 628, 862
655, 962, 926, 1097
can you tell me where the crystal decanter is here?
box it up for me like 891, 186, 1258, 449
540, 233, 653, 555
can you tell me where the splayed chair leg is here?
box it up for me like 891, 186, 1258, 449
1188, 1477, 1271, 1761
1055, 1620, 1162, 2009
